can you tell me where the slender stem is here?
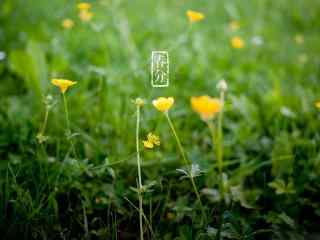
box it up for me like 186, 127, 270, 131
63, 92, 77, 158
217, 91, 224, 174
135, 105, 144, 240
207, 90, 225, 202
207, 120, 224, 201
164, 113, 190, 166
63, 93, 70, 132
164, 112, 207, 223
40, 108, 49, 136
207, 120, 215, 161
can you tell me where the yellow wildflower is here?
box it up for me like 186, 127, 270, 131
229, 20, 240, 31
231, 36, 245, 49
62, 18, 74, 29
143, 140, 154, 149
152, 97, 174, 113
143, 133, 160, 149
77, 2, 91, 11
51, 79, 77, 94
79, 10, 94, 22
186, 10, 205, 23
315, 101, 320, 109
191, 96, 222, 121
147, 133, 160, 146
294, 34, 304, 45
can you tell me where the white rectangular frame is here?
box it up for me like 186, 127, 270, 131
151, 51, 169, 87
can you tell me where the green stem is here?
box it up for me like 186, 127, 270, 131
63, 93, 77, 158
136, 105, 144, 240
63, 93, 70, 132
217, 91, 224, 174
165, 112, 207, 224
164, 113, 190, 166
207, 90, 225, 202
40, 108, 49, 136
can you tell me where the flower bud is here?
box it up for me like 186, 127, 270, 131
134, 98, 145, 107
217, 79, 228, 92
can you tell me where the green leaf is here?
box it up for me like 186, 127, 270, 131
9, 39, 47, 98
271, 133, 294, 177
268, 178, 296, 195
26, 39, 48, 91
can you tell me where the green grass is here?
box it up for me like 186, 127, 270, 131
0, 0, 320, 239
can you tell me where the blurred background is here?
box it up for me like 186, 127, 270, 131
0, 0, 319, 239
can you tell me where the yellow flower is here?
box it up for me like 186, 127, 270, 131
294, 34, 304, 45
143, 133, 160, 149
143, 140, 154, 149
147, 133, 160, 146
186, 10, 205, 23
152, 97, 174, 113
315, 101, 320, 109
77, 2, 91, 11
79, 10, 94, 22
191, 96, 222, 121
51, 79, 77, 93
231, 36, 245, 49
229, 20, 240, 31
62, 18, 74, 29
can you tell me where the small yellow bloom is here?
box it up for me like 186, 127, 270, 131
79, 10, 94, 22
147, 133, 160, 146
62, 18, 74, 29
51, 79, 77, 93
229, 20, 240, 31
191, 96, 222, 121
143, 133, 160, 149
231, 36, 245, 49
315, 101, 320, 109
294, 34, 304, 45
143, 140, 154, 149
77, 2, 91, 11
152, 97, 174, 113
186, 10, 205, 23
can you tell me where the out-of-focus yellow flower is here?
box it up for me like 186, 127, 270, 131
51, 79, 77, 93
152, 97, 174, 113
77, 2, 91, 11
186, 10, 205, 23
143, 133, 160, 149
191, 96, 222, 121
231, 36, 245, 49
229, 20, 240, 31
62, 18, 74, 29
294, 34, 304, 45
315, 101, 320, 109
79, 10, 94, 22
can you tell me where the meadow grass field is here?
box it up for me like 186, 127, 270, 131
0, 0, 320, 239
